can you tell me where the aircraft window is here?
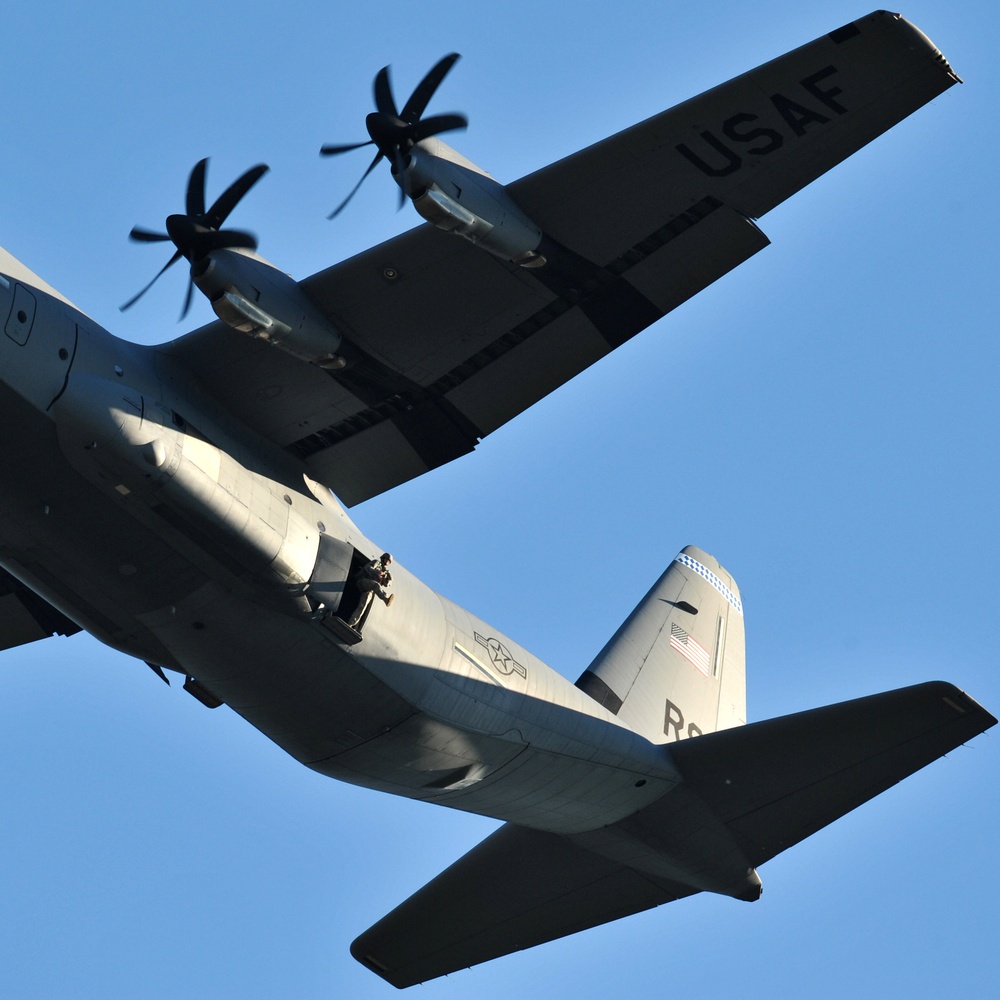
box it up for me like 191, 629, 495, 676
4, 283, 36, 345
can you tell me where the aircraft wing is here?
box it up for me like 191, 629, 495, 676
352, 681, 993, 987
160, 12, 959, 505
0, 566, 81, 652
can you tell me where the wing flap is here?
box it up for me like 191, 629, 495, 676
669, 681, 996, 866
351, 823, 694, 988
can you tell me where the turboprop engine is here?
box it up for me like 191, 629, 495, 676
122, 159, 346, 369
191, 248, 345, 368
403, 139, 545, 266
321, 54, 546, 267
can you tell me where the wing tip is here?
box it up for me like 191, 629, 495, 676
925, 680, 998, 730
350, 937, 407, 988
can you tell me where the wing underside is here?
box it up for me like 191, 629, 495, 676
161, 12, 960, 505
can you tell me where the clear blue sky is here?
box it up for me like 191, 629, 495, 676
1, 2, 996, 998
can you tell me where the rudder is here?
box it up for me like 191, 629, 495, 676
577, 546, 745, 743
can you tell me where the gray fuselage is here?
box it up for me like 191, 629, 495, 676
0, 249, 679, 838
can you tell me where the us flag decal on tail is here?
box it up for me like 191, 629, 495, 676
670, 622, 711, 676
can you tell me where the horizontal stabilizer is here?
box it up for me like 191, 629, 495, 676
353, 682, 994, 987
351, 822, 696, 988
669, 681, 996, 866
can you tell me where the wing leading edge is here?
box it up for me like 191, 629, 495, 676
352, 682, 995, 987
161, 12, 960, 506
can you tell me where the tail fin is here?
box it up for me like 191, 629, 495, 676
577, 546, 745, 743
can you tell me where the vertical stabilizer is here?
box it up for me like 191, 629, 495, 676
577, 546, 745, 743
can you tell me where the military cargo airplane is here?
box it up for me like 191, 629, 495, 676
0, 10, 993, 989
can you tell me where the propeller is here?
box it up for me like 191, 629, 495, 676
122, 158, 269, 318
321, 53, 467, 218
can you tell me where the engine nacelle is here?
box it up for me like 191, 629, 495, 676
192, 249, 346, 369
405, 140, 545, 267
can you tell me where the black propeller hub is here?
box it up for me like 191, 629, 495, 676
165, 214, 202, 259
366, 112, 412, 160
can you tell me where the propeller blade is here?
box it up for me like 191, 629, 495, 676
373, 66, 397, 118
129, 226, 171, 244
400, 53, 460, 122
185, 158, 208, 218
205, 164, 269, 230
180, 276, 196, 321
196, 228, 259, 256
411, 112, 468, 143
328, 149, 384, 219
215, 228, 258, 250
120, 248, 183, 312
320, 139, 375, 157
391, 145, 409, 211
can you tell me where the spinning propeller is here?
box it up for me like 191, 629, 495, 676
321, 53, 467, 218
122, 158, 269, 318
